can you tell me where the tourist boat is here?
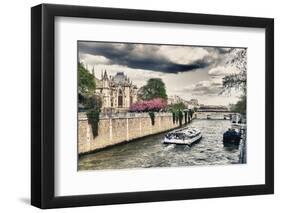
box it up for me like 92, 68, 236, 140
223, 128, 241, 146
163, 128, 202, 146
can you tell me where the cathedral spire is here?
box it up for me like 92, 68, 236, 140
104, 70, 108, 80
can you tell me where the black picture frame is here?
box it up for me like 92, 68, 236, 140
31, 3, 274, 209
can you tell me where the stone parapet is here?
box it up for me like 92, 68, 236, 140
78, 112, 178, 154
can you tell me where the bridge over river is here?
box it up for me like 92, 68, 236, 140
79, 119, 243, 170
195, 105, 236, 120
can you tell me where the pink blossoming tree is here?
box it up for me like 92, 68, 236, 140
129, 98, 167, 112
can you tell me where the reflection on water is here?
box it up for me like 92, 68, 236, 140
78, 120, 242, 170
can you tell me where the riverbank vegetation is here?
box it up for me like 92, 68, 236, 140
229, 95, 246, 114
129, 78, 169, 125
167, 102, 185, 126
129, 98, 167, 126
167, 102, 195, 126
129, 98, 167, 112
84, 95, 102, 137
138, 78, 168, 101
78, 63, 101, 137
129, 77, 194, 127
78, 62, 95, 95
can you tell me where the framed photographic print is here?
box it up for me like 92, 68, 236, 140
31, 4, 274, 209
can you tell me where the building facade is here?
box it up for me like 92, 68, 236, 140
94, 70, 138, 112
167, 95, 184, 105
167, 95, 199, 109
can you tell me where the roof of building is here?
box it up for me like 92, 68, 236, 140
112, 72, 127, 85
94, 71, 138, 89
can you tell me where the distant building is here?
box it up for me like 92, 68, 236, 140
185, 99, 199, 109
167, 95, 184, 105
94, 69, 138, 112
189, 99, 199, 106
168, 96, 199, 109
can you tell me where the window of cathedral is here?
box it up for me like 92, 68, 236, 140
118, 89, 123, 108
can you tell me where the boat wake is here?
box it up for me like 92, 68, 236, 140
163, 144, 176, 151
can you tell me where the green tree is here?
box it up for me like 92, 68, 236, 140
178, 110, 183, 126
168, 102, 187, 126
232, 95, 246, 114
168, 102, 186, 112
184, 111, 188, 124
148, 111, 155, 126
78, 62, 96, 95
188, 109, 195, 123
77, 63, 102, 138
84, 95, 102, 111
85, 95, 102, 137
138, 78, 167, 101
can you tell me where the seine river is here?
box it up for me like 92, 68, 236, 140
78, 119, 242, 170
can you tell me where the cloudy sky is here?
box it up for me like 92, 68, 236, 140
78, 41, 246, 106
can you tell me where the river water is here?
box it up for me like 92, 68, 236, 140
78, 119, 242, 171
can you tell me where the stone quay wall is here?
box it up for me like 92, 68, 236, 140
78, 112, 178, 154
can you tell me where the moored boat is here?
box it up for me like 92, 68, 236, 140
223, 128, 241, 146
163, 127, 202, 146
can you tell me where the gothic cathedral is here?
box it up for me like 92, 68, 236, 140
94, 69, 138, 113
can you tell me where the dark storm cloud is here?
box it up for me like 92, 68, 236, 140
217, 47, 234, 54
78, 42, 210, 73
204, 47, 233, 54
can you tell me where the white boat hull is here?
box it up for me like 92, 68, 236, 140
163, 133, 202, 146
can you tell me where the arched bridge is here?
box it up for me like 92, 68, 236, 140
195, 109, 235, 120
